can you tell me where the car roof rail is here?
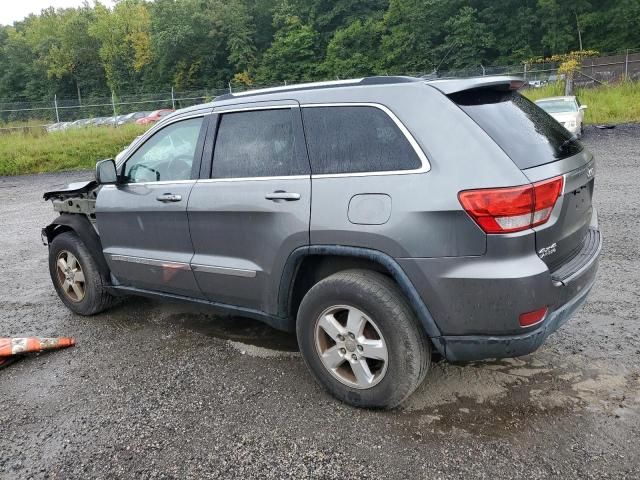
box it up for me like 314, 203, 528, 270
214, 76, 421, 101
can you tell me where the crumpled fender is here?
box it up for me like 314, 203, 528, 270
43, 180, 97, 201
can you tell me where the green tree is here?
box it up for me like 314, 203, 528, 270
321, 18, 384, 78
255, 6, 320, 84
438, 6, 494, 71
88, 0, 153, 93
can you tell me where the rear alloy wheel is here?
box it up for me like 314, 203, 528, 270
297, 269, 430, 409
315, 305, 388, 389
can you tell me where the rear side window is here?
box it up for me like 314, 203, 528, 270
449, 89, 583, 169
302, 106, 422, 175
212, 109, 306, 178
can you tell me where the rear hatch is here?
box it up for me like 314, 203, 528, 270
446, 84, 595, 272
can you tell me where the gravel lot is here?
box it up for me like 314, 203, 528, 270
1, 125, 639, 479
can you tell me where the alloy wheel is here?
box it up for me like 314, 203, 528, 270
314, 305, 389, 389
55, 250, 86, 302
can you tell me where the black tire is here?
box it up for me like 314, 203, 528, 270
296, 269, 430, 409
48, 231, 116, 315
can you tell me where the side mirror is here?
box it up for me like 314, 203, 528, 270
95, 159, 118, 185
580, 105, 588, 110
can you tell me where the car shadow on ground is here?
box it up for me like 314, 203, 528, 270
101, 296, 639, 438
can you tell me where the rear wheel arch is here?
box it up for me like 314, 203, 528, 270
278, 245, 443, 347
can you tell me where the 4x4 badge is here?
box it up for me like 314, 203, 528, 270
539, 243, 557, 258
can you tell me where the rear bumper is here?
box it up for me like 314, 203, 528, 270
436, 274, 595, 361
399, 227, 601, 362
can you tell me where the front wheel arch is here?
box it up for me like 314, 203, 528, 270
43, 214, 111, 281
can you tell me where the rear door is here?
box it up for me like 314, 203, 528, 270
187, 101, 311, 313
448, 88, 595, 270
96, 113, 210, 297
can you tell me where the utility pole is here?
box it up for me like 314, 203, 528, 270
111, 91, 117, 125
53, 94, 60, 123
575, 11, 583, 50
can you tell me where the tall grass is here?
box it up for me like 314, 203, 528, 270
523, 81, 640, 125
0, 125, 148, 176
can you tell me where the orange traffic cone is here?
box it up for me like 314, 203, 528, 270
0, 337, 75, 357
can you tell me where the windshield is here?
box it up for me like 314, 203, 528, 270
535, 99, 578, 113
450, 89, 582, 169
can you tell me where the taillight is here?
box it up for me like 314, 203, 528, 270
458, 176, 563, 234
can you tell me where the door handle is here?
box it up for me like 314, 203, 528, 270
156, 193, 182, 202
265, 191, 301, 201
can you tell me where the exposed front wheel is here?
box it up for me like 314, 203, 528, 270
297, 269, 430, 409
48, 231, 116, 315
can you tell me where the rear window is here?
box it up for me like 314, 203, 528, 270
449, 89, 583, 169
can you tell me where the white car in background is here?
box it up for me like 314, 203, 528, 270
535, 96, 587, 137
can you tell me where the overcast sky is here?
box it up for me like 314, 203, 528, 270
0, 1, 116, 26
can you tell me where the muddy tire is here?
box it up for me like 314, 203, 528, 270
296, 269, 430, 409
48, 231, 116, 315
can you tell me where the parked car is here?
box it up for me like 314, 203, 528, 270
42, 76, 600, 409
535, 95, 587, 137
117, 111, 149, 125
135, 109, 174, 125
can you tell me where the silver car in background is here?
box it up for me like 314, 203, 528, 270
535, 96, 587, 137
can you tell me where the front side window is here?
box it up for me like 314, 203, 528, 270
123, 117, 203, 183
302, 106, 422, 175
212, 109, 307, 178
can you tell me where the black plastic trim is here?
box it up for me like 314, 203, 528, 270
277, 245, 444, 346
109, 285, 290, 332
551, 228, 601, 285
43, 214, 111, 280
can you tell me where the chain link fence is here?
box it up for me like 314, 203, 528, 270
2, 48, 638, 133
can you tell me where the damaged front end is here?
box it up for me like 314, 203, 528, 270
41, 180, 101, 246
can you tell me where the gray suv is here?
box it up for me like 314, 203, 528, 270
43, 76, 601, 408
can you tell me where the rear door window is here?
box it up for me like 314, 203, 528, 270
449, 89, 583, 169
212, 108, 307, 178
301, 105, 422, 175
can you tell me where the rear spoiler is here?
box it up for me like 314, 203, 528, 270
425, 76, 526, 95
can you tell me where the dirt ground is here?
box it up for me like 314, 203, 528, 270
1, 125, 639, 479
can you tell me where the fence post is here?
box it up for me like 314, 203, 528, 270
111, 91, 117, 126
228, 82, 232, 94
523, 62, 527, 80
54, 94, 60, 123
171, 86, 176, 109
625, 49, 629, 80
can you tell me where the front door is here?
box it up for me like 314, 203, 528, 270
96, 114, 209, 297
188, 103, 311, 314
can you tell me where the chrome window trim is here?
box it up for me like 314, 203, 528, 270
105, 179, 198, 187
197, 175, 308, 184
191, 264, 257, 278
300, 102, 431, 178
